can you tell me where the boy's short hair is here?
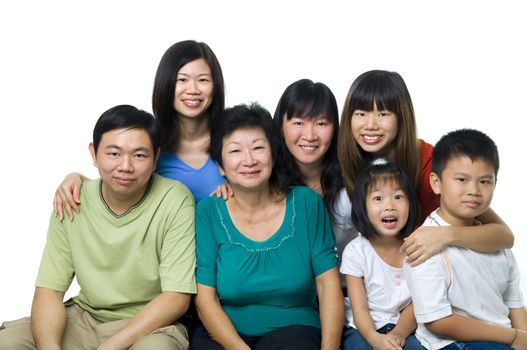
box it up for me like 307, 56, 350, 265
93, 105, 160, 156
432, 128, 499, 179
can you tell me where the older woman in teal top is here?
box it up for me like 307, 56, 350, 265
190, 103, 344, 350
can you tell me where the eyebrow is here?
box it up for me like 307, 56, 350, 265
104, 145, 151, 153
177, 72, 212, 77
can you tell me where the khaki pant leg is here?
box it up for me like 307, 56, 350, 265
0, 317, 36, 350
130, 323, 189, 350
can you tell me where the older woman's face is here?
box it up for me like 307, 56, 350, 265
220, 127, 273, 191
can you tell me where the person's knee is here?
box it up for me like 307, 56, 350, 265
131, 325, 189, 350
0, 319, 36, 350
0, 328, 36, 350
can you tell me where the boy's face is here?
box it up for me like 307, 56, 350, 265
89, 128, 157, 209
430, 156, 496, 226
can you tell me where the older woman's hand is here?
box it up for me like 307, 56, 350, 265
401, 226, 453, 266
53, 172, 87, 221
210, 182, 234, 201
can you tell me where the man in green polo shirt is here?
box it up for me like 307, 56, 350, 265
0, 105, 196, 349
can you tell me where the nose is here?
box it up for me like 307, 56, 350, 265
468, 182, 482, 197
119, 155, 133, 172
187, 79, 200, 94
303, 123, 317, 141
365, 113, 378, 129
242, 149, 256, 166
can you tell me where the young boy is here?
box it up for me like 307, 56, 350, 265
0, 105, 196, 349
403, 128, 527, 350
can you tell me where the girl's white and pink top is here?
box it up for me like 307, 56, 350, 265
340, 234, 411, 329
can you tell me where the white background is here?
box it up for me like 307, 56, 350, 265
1, 1, 525, 321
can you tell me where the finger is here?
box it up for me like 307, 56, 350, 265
53, 195, 64, 221
410, 253, 429, 267
402, 241, 418, 257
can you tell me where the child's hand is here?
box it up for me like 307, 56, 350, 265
209, 182, 234, 201
401, 226, 453, 266
512, 329, 527, 350
371, 333, 403, 350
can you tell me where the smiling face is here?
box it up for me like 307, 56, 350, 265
282, 114, 334, 169
366, 179, 410, 238
430, 156, 496, 226
351, 102, 398, 159
173, 58, 214, 119
90, 128, 157, 211
219, 127, 273, 192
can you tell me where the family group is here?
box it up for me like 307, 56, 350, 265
0, 39, 525, 350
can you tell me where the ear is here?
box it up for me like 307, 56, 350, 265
89, 143, 98, 168
429, 172, 441, 195
216, 162, 225, 177
154, 148, 161, 166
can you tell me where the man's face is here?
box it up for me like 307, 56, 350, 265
90, 128, 157, 211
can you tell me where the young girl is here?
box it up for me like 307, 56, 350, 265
340, 160, 423, 350
337, 70, 513, 266
53, 40, 226, 219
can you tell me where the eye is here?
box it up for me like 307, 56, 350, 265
107, 152, 119, 157
316, 120, 329, 127
134, 153, 148, 159
199, 78, 210, 83
353, 111, 366, 118
481, 179, 494, 185
177, 78, 187, 83
373, 195, 382, 201
394, 194, 404, 200
455, 177, 467, 183
378, 111, 391, 117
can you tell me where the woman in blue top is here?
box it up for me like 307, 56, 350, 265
53, 40, 225, 218
190, 103, 343, 350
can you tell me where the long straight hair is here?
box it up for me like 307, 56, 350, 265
338, 70, 419, 199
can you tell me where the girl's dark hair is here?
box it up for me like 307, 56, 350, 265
152, 40, 225, 151
339, 70, 419, 199
211, 103, 292, 196
351, 161, 421, 240
273, 79, 343, 215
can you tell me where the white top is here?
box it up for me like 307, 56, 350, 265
403, 210, 524, 350
332, 188, 358, 287
340, 235, 411, 329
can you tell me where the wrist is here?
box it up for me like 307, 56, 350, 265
509, 328, 518, 346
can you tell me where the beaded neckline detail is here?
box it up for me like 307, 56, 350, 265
215, 190, 296, 253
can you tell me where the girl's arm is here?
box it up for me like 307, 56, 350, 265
53, 172, 89, 221
402, 208, 513, 266
316, 267, 344, 350
195, 283, 250, 350
389, 303, 417, 346
346, 275, 403, 350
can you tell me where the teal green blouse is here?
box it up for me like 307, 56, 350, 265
196, 186, 337, 336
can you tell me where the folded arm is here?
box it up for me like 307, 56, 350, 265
97, 291, 191, 350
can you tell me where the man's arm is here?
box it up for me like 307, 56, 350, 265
31, 287, 66, 350
426, 313, 517, 345
97, 291, 191, 350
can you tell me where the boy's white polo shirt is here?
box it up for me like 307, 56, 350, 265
403, 210, 524, 350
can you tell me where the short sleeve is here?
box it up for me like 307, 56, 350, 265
403, 255, 453, 323
340, 238, 365, 278
159, 189, 196, 293
195, 198, 220, 287
36, 214, 75, 292
305, 189, 337, 276
503, 250, 524, 308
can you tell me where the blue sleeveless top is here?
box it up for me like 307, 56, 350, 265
156, 151, 225, 203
